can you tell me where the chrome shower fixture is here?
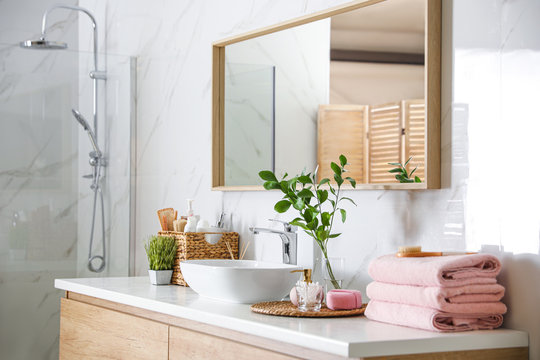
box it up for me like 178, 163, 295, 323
19, 4, 106, 133
72, 109, 102, 157
19, 39, 67, 50
21, 4, 108, 273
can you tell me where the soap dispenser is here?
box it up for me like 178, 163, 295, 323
291, 269, 323, 312
183, 199, 200, 233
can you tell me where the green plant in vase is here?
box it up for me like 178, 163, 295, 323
259, 155, 356, 289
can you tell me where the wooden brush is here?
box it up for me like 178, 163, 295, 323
397, 246, 476, 257
240, 241, 251, 260
225, 240, 235, 260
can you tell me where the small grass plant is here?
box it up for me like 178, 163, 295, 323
144, 235, 177, 271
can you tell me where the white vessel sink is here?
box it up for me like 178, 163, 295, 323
180, 260, 301, 304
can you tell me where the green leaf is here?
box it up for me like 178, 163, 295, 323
279, 181, 288, 192
298, 175, 311, 184
263, 181, 280, 190
388, 162, 401, 166
297, 189, 313, 198
293, 198, 305, 211
415, 176, 422, 183
329, 199, 336, 207
290, 219, 309, 230
340, 208, 347, 223
307, 218, 319, 230
334, 173, 344, 186
345, 176, 356, 188
321, 212, 331, 226
329, 186, 336, 196
303, 209, 313, 223
340, 197, 357, 206
339, 154, 347, 167
388, 168, 402, 173
281, 172, 288, 179
330, 162, 342, 176
274, 200, 291, 213
287, 177, 298, 190
259, 170, 277, 182
328, 233, 342, 238
316, 227, 328, 241
404, 157, 413, 166
318, 178, 330, 186
317, 189, 328, 203
409, 167, 418, 176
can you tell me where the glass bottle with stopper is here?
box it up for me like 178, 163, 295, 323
291, 269, 323, 312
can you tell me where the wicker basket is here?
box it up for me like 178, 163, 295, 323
158, 231, 239, 286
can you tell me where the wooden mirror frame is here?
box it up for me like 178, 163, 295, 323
212, 0, 441, 191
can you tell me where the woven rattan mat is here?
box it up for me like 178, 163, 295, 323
251, 301, 366, 318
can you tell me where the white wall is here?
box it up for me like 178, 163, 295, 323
82, 0, 540, 358
330, 61, 424, 105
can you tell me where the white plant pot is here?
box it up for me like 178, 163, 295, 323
148, 269, 173, 285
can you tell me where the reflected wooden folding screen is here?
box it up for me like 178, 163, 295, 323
317, 100, 425, 184
318, 105, 368, 183
402, 99, 426, 181
367, 102, 402, 183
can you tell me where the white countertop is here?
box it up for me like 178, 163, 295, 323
55, 277, 528, 358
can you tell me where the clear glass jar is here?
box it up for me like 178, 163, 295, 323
295, 281, 323, 312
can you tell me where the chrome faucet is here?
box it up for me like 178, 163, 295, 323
249, 219, 298, 265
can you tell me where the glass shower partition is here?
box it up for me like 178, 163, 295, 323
0, 43, 135, 359
224, 63, 275, 186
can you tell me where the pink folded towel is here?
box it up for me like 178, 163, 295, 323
365, 300, 504, 332
366, 282, 506, 314
368, 254, 501, 287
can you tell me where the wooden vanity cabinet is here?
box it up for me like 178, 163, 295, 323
60, 298, 169, 359
60, 292, 304, 360
59, 292, 528, 360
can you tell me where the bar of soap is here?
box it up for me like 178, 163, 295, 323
326, 289, 362, 310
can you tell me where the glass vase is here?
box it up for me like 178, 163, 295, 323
321, 257, 345, 293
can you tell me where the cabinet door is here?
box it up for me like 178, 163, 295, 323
169, 325, 299, 360
60, 298, 168, 359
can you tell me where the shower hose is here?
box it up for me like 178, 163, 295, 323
88, 162, 106, 273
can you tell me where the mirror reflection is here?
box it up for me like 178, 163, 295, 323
223, 0, 427, 187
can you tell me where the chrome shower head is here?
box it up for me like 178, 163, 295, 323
72, 109, 101, 156
19, 38, 67, 50
72, 109, 90, 131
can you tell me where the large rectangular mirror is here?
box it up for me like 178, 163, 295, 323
212, 0, 441, 190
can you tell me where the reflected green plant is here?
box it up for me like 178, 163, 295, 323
388, 157, 422, 183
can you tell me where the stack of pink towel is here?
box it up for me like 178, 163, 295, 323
364, 254, 507, 332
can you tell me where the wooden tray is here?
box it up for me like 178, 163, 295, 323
251, 301, 366, 318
